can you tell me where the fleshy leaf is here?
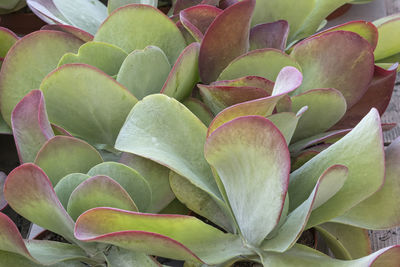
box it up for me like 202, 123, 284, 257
26, 0, 70, 25
262, 243, 400, 266
41, 24, 94, 42
198, 0, 255, 83
115, 94, 221, 201
315, 223, 371, 260
105, 246, 160, 267
290, 31, 374, 108
53, 0, 108, 35
211, 76, 274, 93
54, 173, 90, 210
4, 164, 77, 243
374, 16, 400, 61
58, 41, 128, 77
34, 136, 103, 186
262, 165, 347, 252
183, 98, 214, 127
117, 46, 171, 100
40, 64, 138, 146
0, 26, 18, 59
75, 207, 250, 264
67, 175, 138, 220
249, 20, 289, 51
308, 20, 378, 50
332, 136, 400, 229
204, 116, 290, 245
169, 171, 235, 233
180, 5, 222, 41
94, 4, 186, 63
87, 162, 151, 212
218, 48, 301, 82
266, 111, 302, 144
0, 172, 6, 210
333, 65, 397, 129
161, 42, 200, 101
291, 88, 347, 142
11, 90, 54, 164
0, 31, 83, 125
0, 115, 11, 134
108, 0, 158, 13
119, 153, 174, 213
289, 109, 384, 224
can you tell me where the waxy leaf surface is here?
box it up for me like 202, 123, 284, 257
374, 17, 400, 61
0, 172, 6, 210
108, 0, 157, 13
0, 31, 83, 125
41, 24, 94, 42
40, 64, 138, 146
183, 98, 214, 127
0, 27, 18, 59
54, 173, 90, 210
249, 20, 289, 51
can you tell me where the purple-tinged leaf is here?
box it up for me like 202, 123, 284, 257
161, 42, 200, 101
176, 20, 196, 44
4, 164, 77, 243
180, 5, 222, 41
307, 20, 378, 50
199, 0, 255, 83
0, 172, 6, 210
172, 0, 219, 15
249, 20, 289, 51
11, 90, 54, 164
333, 65, 397, 129
75, 207, 249, 264
205, 116, 290, 245
35, 136, 103, 186
218, 48, 301, 82
26, 0, 69, 25
272, 66, 302, 95
291, 31, 375, 108
211, 76, 274, 93
67, 175, 138, 220
41, 24, 94, 42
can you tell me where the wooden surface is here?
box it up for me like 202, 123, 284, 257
370, 0, 400, 251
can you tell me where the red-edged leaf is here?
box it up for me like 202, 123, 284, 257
0, 172, 6, 210
249, 20, 289, 51
41, 24, 94, 42
199, 0, 255, 83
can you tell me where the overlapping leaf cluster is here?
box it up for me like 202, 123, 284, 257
0, 0, 400, 266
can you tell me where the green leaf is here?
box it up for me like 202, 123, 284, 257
54, 173, 90, 210
0, 114, 11, 134
290, 31, 374, 108
289, 109, 385, 225
183, 98, 214, 127
115, 94, 222, 201
204, 116, 290, 245
41, 24, 94, 43
374, 16, 400, 61
34, 136, 103, 186
75, 207, 250, 265
198, 0, 255, 83
0, 31, 83, 125
87, 162, 152, 212
315, 223, 371, 260
332, 136, 400, 229
40, 64, 138, 146
116, 46, 171, 100
107, 0, 157, 13
53, 0, 108, 35
291, 88, 347, 142
94, 4, 186, 63
161, 42, 200, 101
0, 27, 18, 58
262, 165, 348, 252
105, 246, 159, 267
266, 110, 304, 144
218, 48, 301, 82
58, 41, 128, 76
11, 90, 54, 163
67, 175, 138, 220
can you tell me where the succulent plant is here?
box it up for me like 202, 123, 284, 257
0, 0, 26, 15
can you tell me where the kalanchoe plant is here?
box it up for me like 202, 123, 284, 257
0, 0, 26, 14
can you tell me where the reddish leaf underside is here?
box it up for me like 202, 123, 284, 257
249, 20, 289, 51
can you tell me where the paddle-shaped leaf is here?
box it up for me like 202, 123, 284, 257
204, 116, 290, 245
75, 207, 250, 264
0, 31, 83, 125
11, 90, 54, 163
115, 94, 221, 201
41, 24, 94, 42
67, 175, 138, 220
289, 109, 384, 222
58, 41, 128, 76
34, 136, 103, 186
198, 0, 255, 83
290, 31, 374, 108
183, 98, 214, 127
218, 48, 301, 82
87, 162, 151, 212
262, 165, 347, 252
180, 5, 222, 41
119, 153, 174, 213
291, 88, 347, 142
54, 173, 90, 210
266, 110, 304, 144
374, 16, 400, 61
332, 136, 400, 229
0, 27, 18, 61
211, 76, 274, 93
249, 20, 289, 51
40, 64, 138, 146
161, 42, 200, 101
105, 246, 160, 267
94, 4, 186, 63
108, 0, 158, 13
4, 164, 77, 243
117, 46, 171, 100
